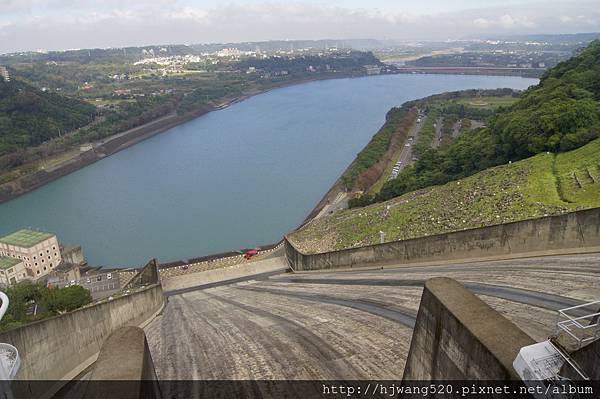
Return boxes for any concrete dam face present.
[4,209,600,398]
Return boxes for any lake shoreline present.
[0,72,366,204]
[0,73,538,267]
[0,69,541,205]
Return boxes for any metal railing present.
[557,300,600,348]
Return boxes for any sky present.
[1,0,599,53]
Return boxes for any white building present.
[0,66,9,82]
[0,257,27,286]
[0,229,62,279]
[364,65,382,75]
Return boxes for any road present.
[388,115,424,180]
[145,253,600,387]
[315,191,349,218]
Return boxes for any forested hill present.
[373,40,600,204]
[0,78,96,157]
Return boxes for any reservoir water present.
[0,74,537,267]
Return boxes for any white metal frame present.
[557,300,600,347]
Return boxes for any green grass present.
[413,109,439,157]
[0,229,54,248]
[554,138,600,206]
[0,257,21,270]
[453,96,519,109]
[289,138,600,254]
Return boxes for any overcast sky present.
[1,0,599,53]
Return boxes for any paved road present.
[389,116,424,180]
[145,253,600,385]
[316,191,349,218]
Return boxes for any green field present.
[289,138,600,254]
[453,95,519,109]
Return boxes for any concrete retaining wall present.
[0,284,164,382]
[84,326,162,399]
[560,338,600,380]
[161,257,287,293]
[286,207,600,271]
[403,277,535,380]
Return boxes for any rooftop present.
[0,229,54,248]
[0,256,22,270]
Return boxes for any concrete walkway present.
[145,253,600,384]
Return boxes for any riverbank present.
[0,73,538,267]
[0,72,366,204]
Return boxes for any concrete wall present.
[286,207,600,271]
[124,259,160,290]
[83,326,162,399]
[161,257,287,293]
[0,284,164,383]
[403,277,535,380]
[560,338,600,380]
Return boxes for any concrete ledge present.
[161,257,288,292]
[403,277,535,380]
[81,327,162,399]
[289,247,600,274]
[285,207,600,272]
[0,284,164,386]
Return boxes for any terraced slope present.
[289,138,600,254]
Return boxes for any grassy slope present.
[289,138,600,254]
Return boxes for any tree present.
[355,40,600,207]
[43,285,92,314]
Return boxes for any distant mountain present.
[474,32,600,45]
[0,39,395,64]
[0,77,96,157]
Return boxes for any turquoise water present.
[0,74,537,267]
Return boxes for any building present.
[61,244,86,266]
[0,66,9,82]
[49,262,81,284]
[0,229,62,279]
[364,65,382,75]
[0,257,27,286]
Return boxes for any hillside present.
[289,138,600,254]
[368,40,600,204]
[0,78,96,157]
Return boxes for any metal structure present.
[513,340,587,399]
[513,301,600,397]
[557,300,600,348]
[514,340,566,380]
